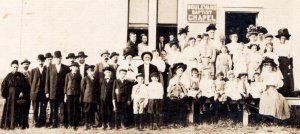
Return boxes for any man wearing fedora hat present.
[30,54,48,128]
[75,51,89,125]
[138,52,159,85]
[95,49,111,80]
[20,59,31,129]
[66,53,76,66]
[45,50,70,128]
[274,28,294,96]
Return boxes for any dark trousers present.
[278,57,294,97]
[18,100,30,128]
[32,93,47,126]
[168,99,187,125]
[100,99,113,127]
[50,99,64,126]
[67,95,79,127]
[115,101,128,127]
[84,103,97,126]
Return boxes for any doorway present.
[225,12,257,44]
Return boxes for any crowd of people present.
[0,24,294,131]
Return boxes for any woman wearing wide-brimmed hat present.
[273,28,294,97]
[1,60,28,130]
[166,63,189,127]
[245,25,258,48]
[259,58,290,120]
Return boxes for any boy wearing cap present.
[45,51,70,128]
[99,66,115,130]
[64,62,82,130]
[147,72,164,130]
[112,69,132,130]
[131,74,148,130]
[30,54,48,127]
[81,65,99,130]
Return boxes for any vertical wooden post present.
[243,109,249,127]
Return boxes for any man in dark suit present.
[76,51,89,125]
[30,54,48,128]
[45,51,70,128]
[109,52,120,80]
[95,50,110,79]
[138,52,159,85]
[125,32,138,57]
[20,59,31,129]
[99,66,115,130]
[112,69,132,130]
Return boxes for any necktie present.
[136,85,140,94]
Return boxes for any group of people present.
[0,24,294,131]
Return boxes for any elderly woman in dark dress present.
[1,60,28,130]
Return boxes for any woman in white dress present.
[247,44,263,81]
[259,58,290,120]
[167,63,189,126]
[232,43,248,76]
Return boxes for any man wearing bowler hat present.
[45,51,70,128]
[274,28,294,96]
[30,54,48,127]
[109,52,120,79]
[45,52,53,68]
[95,49,111,79]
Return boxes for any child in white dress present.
[216,45,232,77]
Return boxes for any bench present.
[242,97,300,126]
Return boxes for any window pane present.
[158,0,177,24]
[129,0,149,24]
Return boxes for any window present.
[157,0,177,24]
[128,0,149,43]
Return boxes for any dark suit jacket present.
[99,78,114,101]
[112,79,132,103]
[95,62,106,79]
[81,75,99,103]
[138,64,159,83]
[64,72,82,96]
[45,64,70,100]
[126,41,138,57]
[30,67,47,100]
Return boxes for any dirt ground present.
[0,121,299,134]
